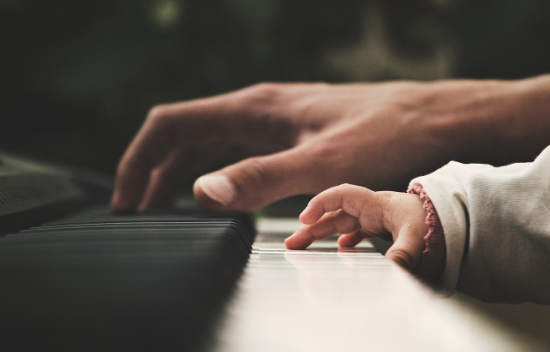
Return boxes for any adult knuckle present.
[247,82,283,99]
[229,83,288,128]
[147,105,165,120]
[144,105,178,144]
[240,83,289,110]
[147,104,172,126]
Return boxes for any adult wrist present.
[503,74,550,162]
[423,76,550,166]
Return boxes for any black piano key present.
[0,206,256,352]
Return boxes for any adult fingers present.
[285,210,360,250]
[193,142,326,212]
[111,84,303,213]
[111,108,177,212]
[136,148,205,210]
[110,91,256,212]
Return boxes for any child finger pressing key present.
[284,184,445,283]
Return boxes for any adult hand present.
[111,76,550,212]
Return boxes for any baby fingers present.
[299,184,380,225]
[338,231,367,248]
[285,210,361,250]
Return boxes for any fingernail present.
[196,175,237,206]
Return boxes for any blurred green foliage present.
[1,0,549,175]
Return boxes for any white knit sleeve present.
[410,145,550,303]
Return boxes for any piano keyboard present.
[0,206,255,352]
[0,211,543,352]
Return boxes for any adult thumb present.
[193,147,317,212]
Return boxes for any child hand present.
[284,184,429,272]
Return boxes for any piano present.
[0,151,548,352]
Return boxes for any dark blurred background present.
[2,0,550,175]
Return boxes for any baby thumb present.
[385,225,425,272]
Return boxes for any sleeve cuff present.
[407,185,446,284]
[409,163,470,295]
